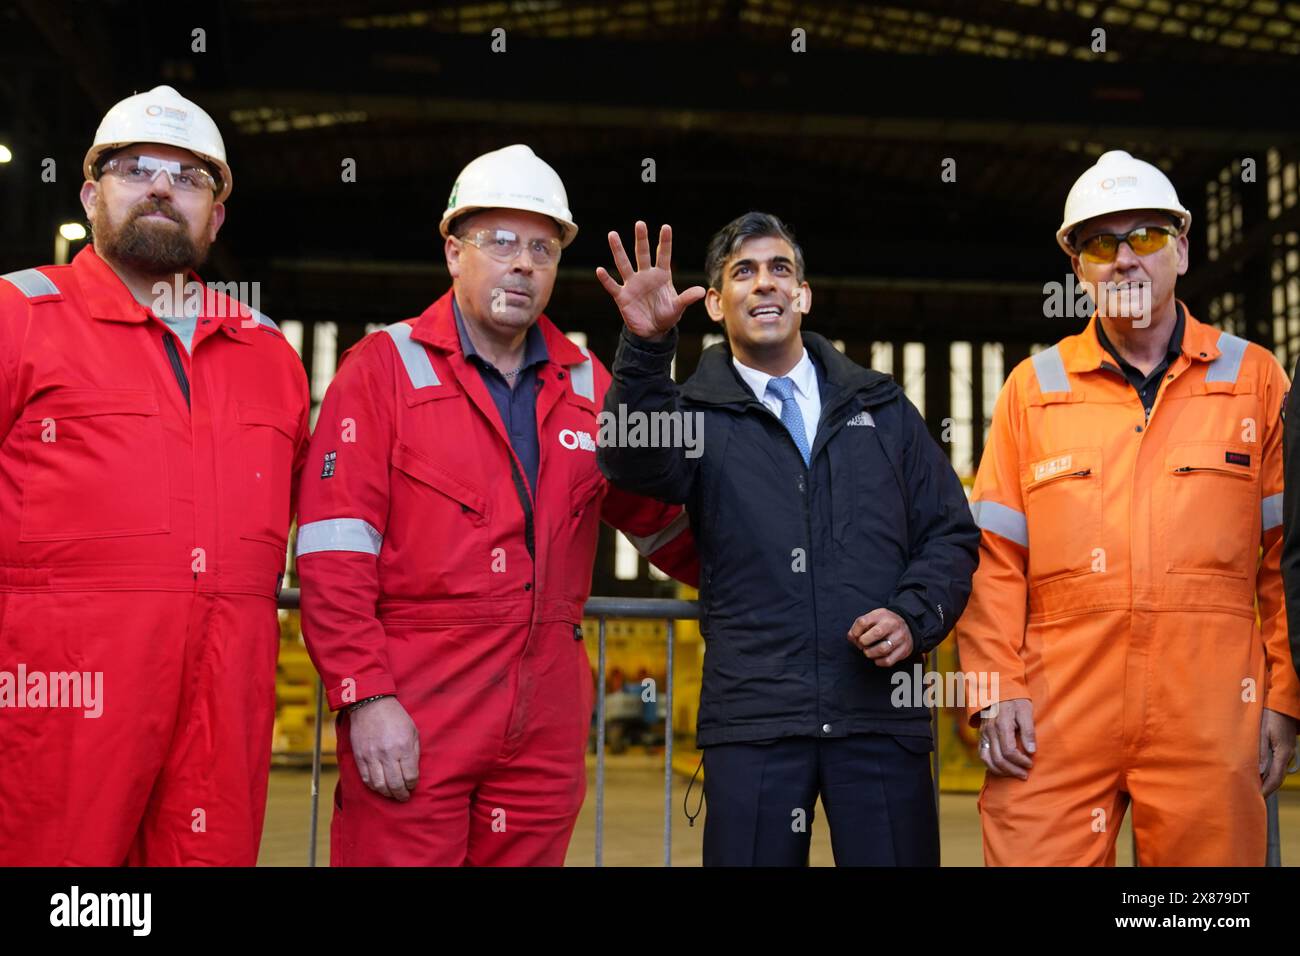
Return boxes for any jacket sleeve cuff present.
[326,674,398,712]
[1264,688,1300,722]
[887,591,942,652]
[616,325,679,368]
[963,679,1031,727]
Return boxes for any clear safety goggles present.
[456,228,562,267]
[99,155,219,195]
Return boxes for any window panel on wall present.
[949,342,974,476]
[614,532,639,581]
[311,321,338,404]
[870,342,893,374]
[903,342,925,416]
[279,319,304,358]
[982,342,1004,438]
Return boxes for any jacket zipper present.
[163,333,191,409]
[797,471,823,733]
[1031,467,1091,488]
[1172,465,1250,478]
[506,453,535,561]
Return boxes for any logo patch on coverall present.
[1032,454,1073,481]
[1225,451,1250,467]
[321,451,337,478]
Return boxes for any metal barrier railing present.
[277,588,1278,867]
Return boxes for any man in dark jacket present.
[594,212,980,865]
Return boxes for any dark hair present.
[704,211,806,291]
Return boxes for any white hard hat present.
[440,144,577,247]
[1056,149,1191,256]
[83,85,232,203]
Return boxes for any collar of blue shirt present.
[452,294,549,374]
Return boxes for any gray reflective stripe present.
[1,268,60,299]
[970,500,1029,548]
[570,346,595,401]
[624,510,690,557]
[1263,492,1283,532]
[1205,332,1248,384]
[249,306,278,331]
[296,518,383,556]
[1031,345,1070,394]
[382,322,440,389]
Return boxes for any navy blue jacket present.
[598,327,980,747]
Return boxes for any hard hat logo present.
[145,104,189,123]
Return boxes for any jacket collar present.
[414,287,589,369]
[1062,301,1222,374]
[682,331,899,408]
[70,246,262,346]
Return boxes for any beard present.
[93,192,213,274]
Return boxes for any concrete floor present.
[257,752,1300,866]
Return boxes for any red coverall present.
[297,288,697,866]
[0,248,310,865]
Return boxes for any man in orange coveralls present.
[0,86,310,865]
[956,150,1299,866]
[296,145,697,866]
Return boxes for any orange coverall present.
[956,305,1300,866]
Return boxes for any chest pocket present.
[1023,447,1102,584]
[391,441,490,527]
[237,402,299,548]
[19,388,169,542]
[1163,442,1256,579]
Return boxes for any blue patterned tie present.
[766,376,811,467]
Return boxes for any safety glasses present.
[455,228,562,267]
[99,155,219,195]
[1076,225,1177,264]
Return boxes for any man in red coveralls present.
[297,144,697,866]
[0,86,310,865]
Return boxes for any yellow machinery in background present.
[272,609,336,766]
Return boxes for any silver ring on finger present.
[979,739,990,750]
[884,638,893,651]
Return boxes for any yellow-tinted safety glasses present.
[1076,225,1177,264]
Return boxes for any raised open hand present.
[595,221,706,340]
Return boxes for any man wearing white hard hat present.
[296,144,698,865]
[956,150,1298,865]
[0,86,310,865]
